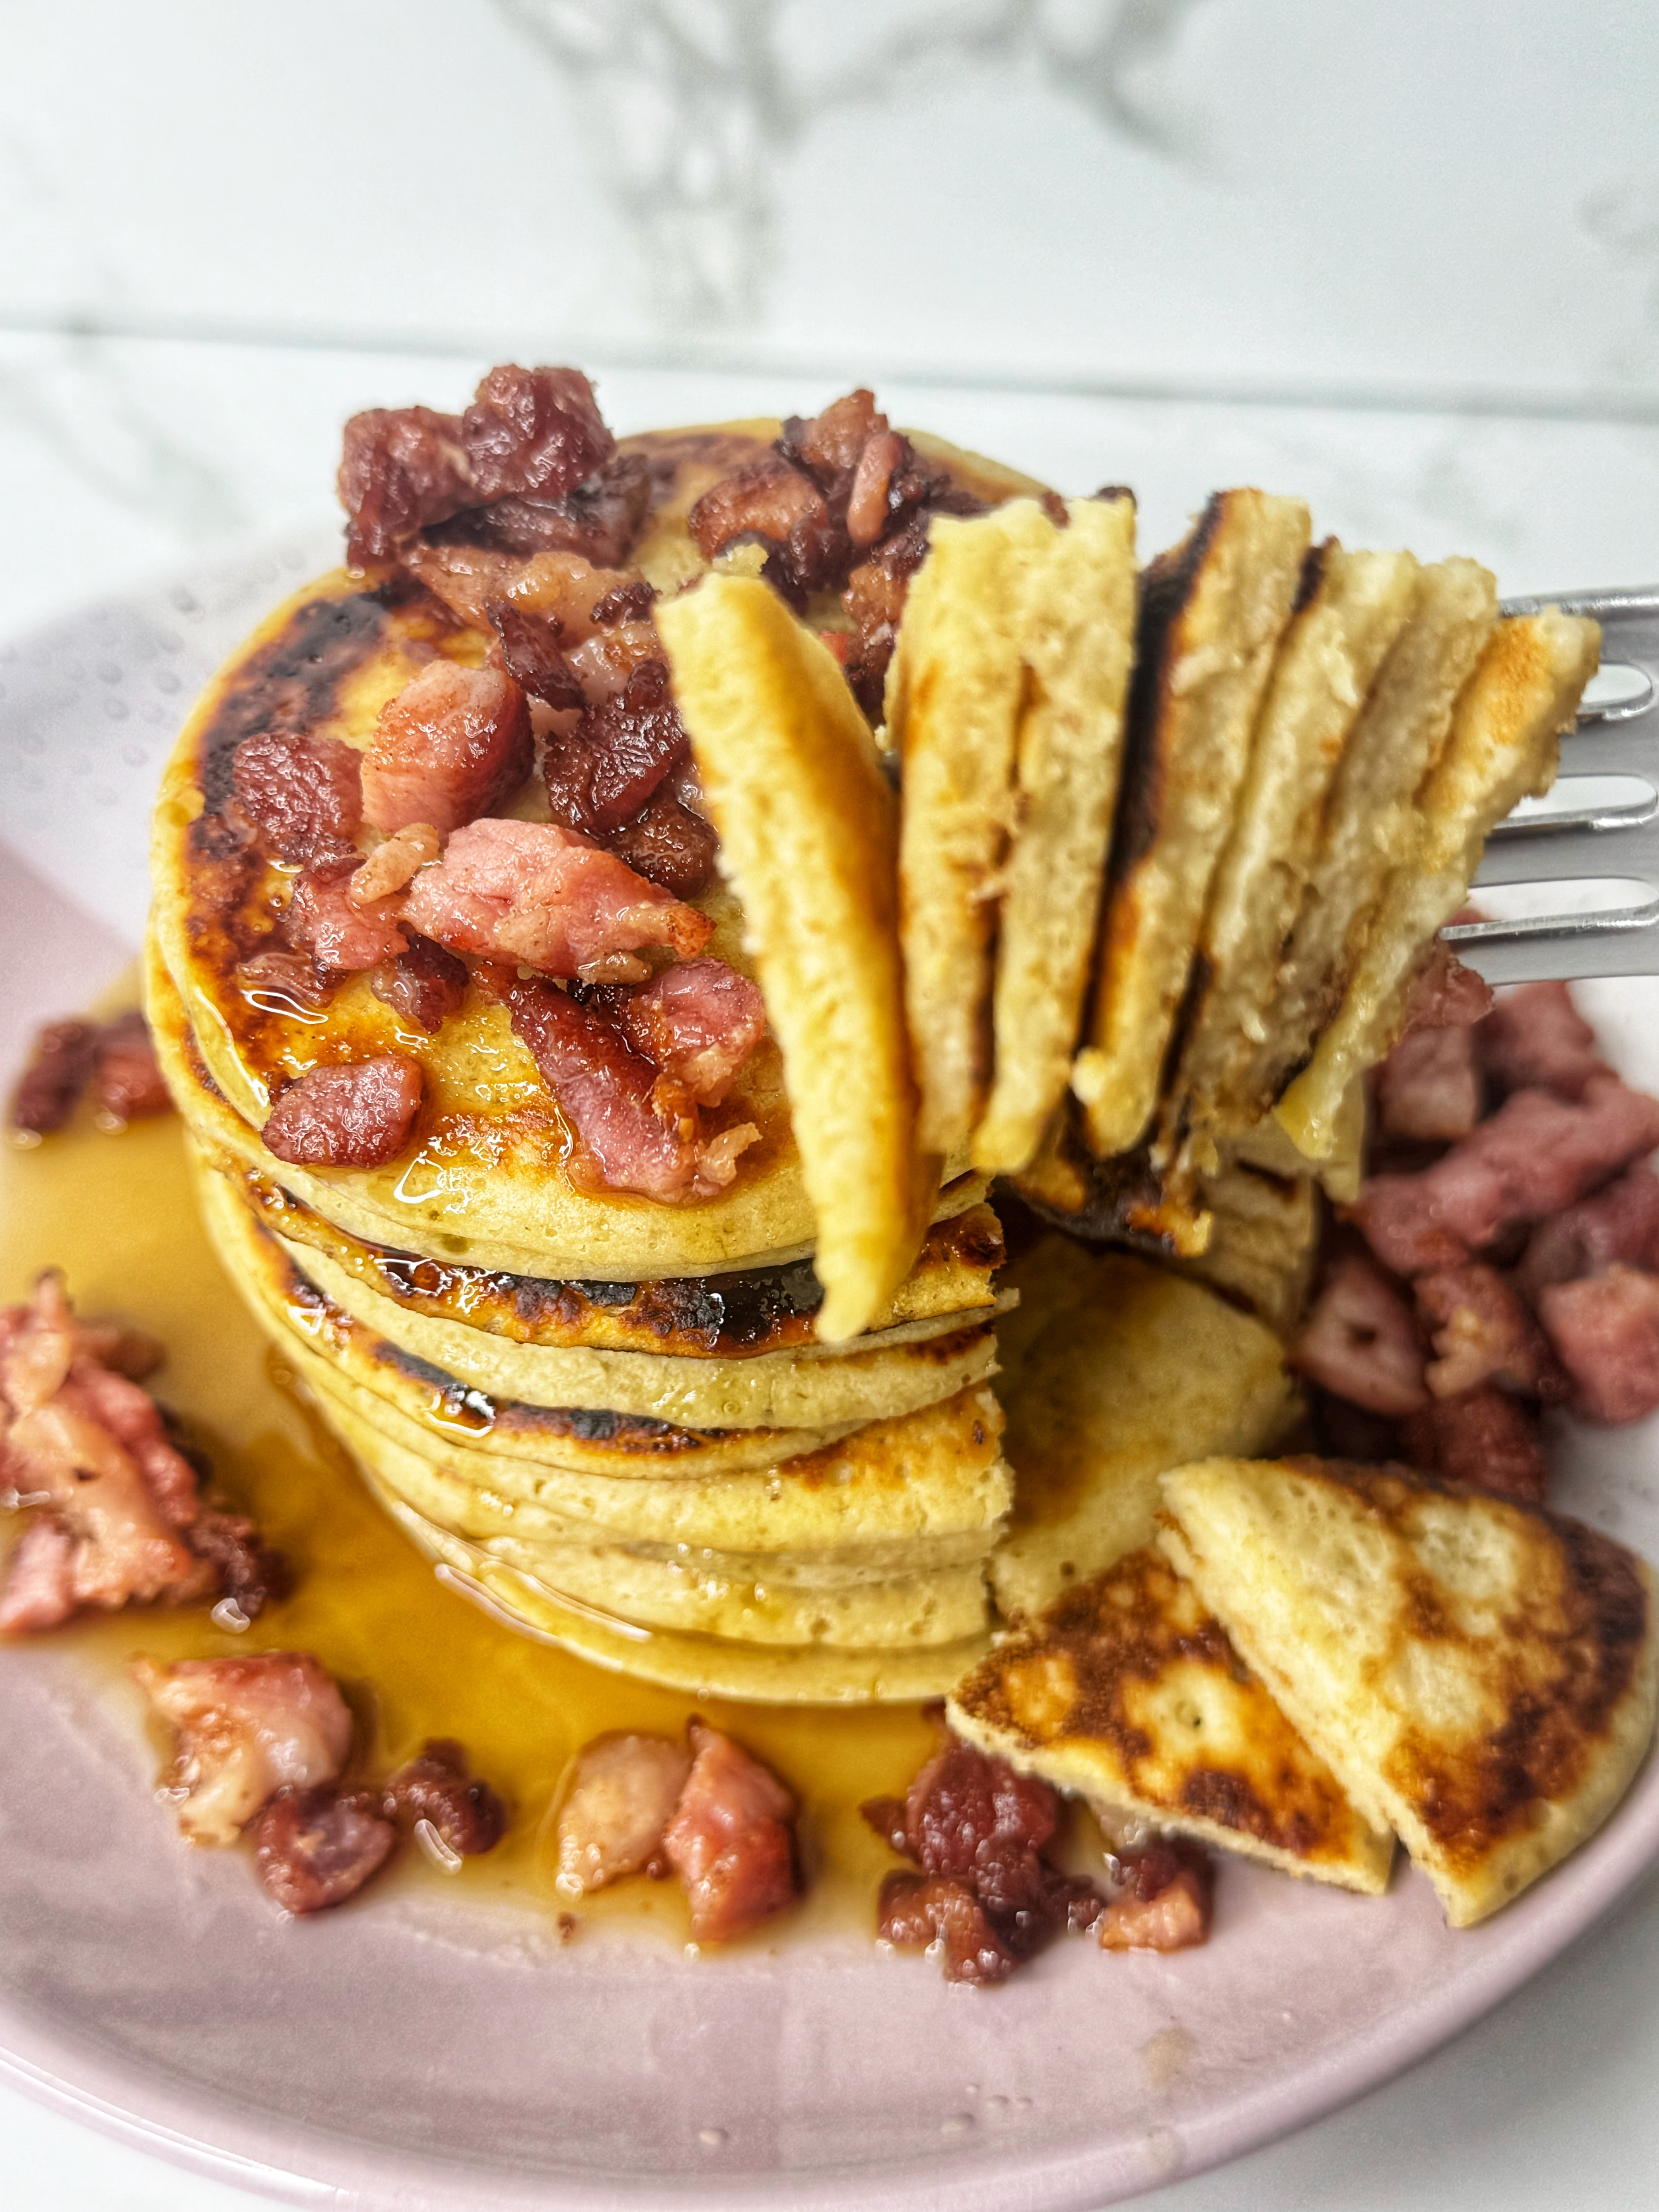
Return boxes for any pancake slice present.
[948,1547,1394,1892]
[658,575,927,1341]
[1275,606,1601,1156]
[1158,1456,1659,1926]
[1071,489,1310,1161]
[988,1235,1298,1621]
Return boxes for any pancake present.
[989,1235,1298,1621]
[1180,1161,1319,1334]
[1158,1457,1659,1926]
[948,1547,1395,1892]
[1275,606,1602,1156]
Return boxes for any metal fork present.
[1446,586,1659,985]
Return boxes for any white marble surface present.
[4,4,1659,2205]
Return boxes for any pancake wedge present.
[1275,607,1601,1156]
[1182,1161,1319,1334]
[658,575,927,1342]
[1071,489,1310,1160]
[948,1547,1394,1892]
[989,1236,1298,1620]
[1158,1456,1659,1926]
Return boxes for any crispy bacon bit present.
[1518,1163,1659,1297]
[405,817,712,977]
[261,1055,424,1170]
[842,514,933,720]
[283,863,409,973]
[555,1731,693,1894]
[231,727,364,865]
[0,1520,80,1635]
[507,979,757,1202]
[590,577,657,627]
[185,1510,292,1621]
[608,783,720,900]
[89,1011,170,1127]
[1401,1386,1548,1501]
[1292,1252,1428,1416]
[660,1720,799,1942]
[404,540,642,638]
[235,948,337,1017]
[778,389,887,496]
[613,960,766,1106]
[383,1738,507,1858]
[1477,981,1609,1101]
[438,453,653,571]
[564,618,665,708]
[543,659,689,837]
[249,1785,397,1914]
[877,1871,1024,1985]
[361,661,532,837]
[1413,1263,1566,1403]
[846,429,908,548]
[1397,942,1495,1037]
[9,1019,96,1136]
[369,933,469,1036]
[460,366,614,504]
[687,453,834,587]
[339,404,476,566]
[488,601,586,711]
[1350,1078,1659,1277]
[132,1651,353,1846]
[1376,1025,1483,1144]
[1537,1265,1659,1426]
[350,823,440,905]
[1097,1842,1213,1953]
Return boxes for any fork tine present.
[1473,819,1659,888]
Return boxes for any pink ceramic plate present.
[3,551,1658,2212]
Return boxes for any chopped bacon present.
[405,817,712,978]
[250,1785,397,1913]
[1097,1843,1213,1953]
[132,1650,353,1846]
[1518,1162,1659,1297]
[283,863,409,973]
[1413,1263,1567,1403]
[369,933,469,1036]
[688,453,831,572]
[846,429,909,548]
[608,783,720,900]
[338,404,476,565]
[350,823,440,905]
[613,960,766,1106]
[590,578,658,627]
[0,1518,79,1634]
[842,514,933,720]
[1396,942,1494,1037]
[383,1738,507,1858]
[1477,981,1609,1101]
[261,1055,424,1170]
[460,365,615,504]
[9,1019,96,1136]
[185,1509,292,1620]
[1401,1386,1548,1501]
[439,453,653,571]
[555,1730,693,1894]
[236,948,337,1017]
[877,1872,1024,1985]
[1375,1025,1483,1144]
[403,541,641,638]
[543,659,689,837]
[1291,1252,1428,1416]
[778,390,888,498]
[1350,1077,1659,1277]
[660,1719,799,1942]
[507,979,758,1202]
[565,619,666,706]
[1537,1265,1659,1426]
[89,1011,171,1126]
[488,601,586,711]
[231,727,364,866]
[361,661,533,837]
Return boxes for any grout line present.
[2,309,1659,429]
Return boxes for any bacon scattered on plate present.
[1292,1251,1428,1417]
[661,1720,800,1943]
[9,1009,173,1139]
[134,1651,355,1848]
[556,1731,693,1894]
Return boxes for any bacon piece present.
[613,959,766,1106]
[660,1719,799,1942]
[607,784,720,900]
[350,823,440,905]
[1350,1077,1659,1277]
[687,455,848,603]
[1396,942,1494,1037]
[405,818,712,977]
[1401,1386,1548,1501]
[1292,1252,1428,1416]
[261,1056,424,1170]
[565,619,665,706]
[488,601,586,711]
[283,863,409,973]
[369,933,469,1036]
[842,514,932,720]
[339,404,476,565]
[543,659,689,837]
[439,453,652,571]
[1518,1162,1659,1298]
[383,1737,507,1859]
[185,1510,292,1621]
[89,1011,171,1126]
[1537,1265,1659,1425]
[555,1731,692,1894]
[1413,1263,1566,1403]
[235,948,337,1017]
[1098,1843,1213,1953]
[231,727,364,865]
[132,1650,353,1846]
[877,1871,1023,1985]
[461,366,615,503]
[1375,1025,1482,1144]
[9,1019,96,1136]
[249,1785,396,1913]
[507,979,757,1202]
[0,1518,79,1634]
[1477,981,1609,1101]
[362,661,532,837]
[778,390,887,498]
[403,540,640,638]
[590,578,658,627]
[846,430,909,548]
